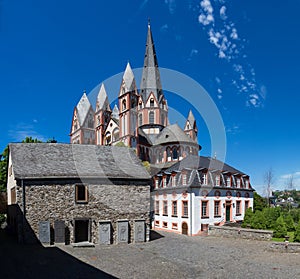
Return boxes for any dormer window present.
[155,179,159,189]
[203,173,208,185]
[237,178,241,188]
[245,179,249,189]
[215,175,220,186]
[226,177,231,187]
[122,99,126,111]
[149,111,154,124]
[182,173,187,185]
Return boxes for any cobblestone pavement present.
[57,231,300,279]
[1,229,300,279]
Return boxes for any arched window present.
[88,115,93,128]
[139,101,143,110]
[150,98,154,107]
[122,99,126,111]
[139,113,143,126]
[149,111,154,124]
[172,147,178,160]
[105,132,111,145]
[161,114,165,126]
[166,147,171,161]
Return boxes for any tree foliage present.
[0,146,8,192]
[284,213,295,232]
[262,207,281,229]
[273,215,287,238]
[253,192,267,212]
[294,222,300,242]
[251,210,267,229]
[241,208,254,228]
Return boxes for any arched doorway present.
[182,222,188,235]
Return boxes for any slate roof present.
[96,84,111,112]
[153,124,198,146]
[120,62,137,94]
[9,143,151,180]
[166,155,247,175]
[76,93,93,125]
[140,24,164,103]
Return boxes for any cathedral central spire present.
[140,22,163,103]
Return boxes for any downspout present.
[21,179,26,243]
[189,188,192,236]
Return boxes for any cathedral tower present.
[70,91,95,144]
[184,110,198,141]
[139,22,168,135]
[118,62,138,146]
[95,84,112,145]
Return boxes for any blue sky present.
[1,0,300,193]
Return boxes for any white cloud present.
[165,0,177,15]
[8,123,47,142]
[198,0,214,25]
[160,24,169,33]
[220,6,227,20]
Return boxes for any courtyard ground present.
[1,229,299,278]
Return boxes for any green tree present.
[0,146,8,192]
[263,207,281,229]
[115,141,126,147]
[294,222,300,242]
[290,208,300,223]
[251,210,267,229]
[242,208,254,228]
[22,136,42,143]
[284,213,295,232]
[273,215,287,238]
[253,192,267,212]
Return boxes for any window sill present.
[171,215,178,217]
[214,215,221,218]
[155,213,160,215]
[181,216,189,218]
[75,201,88,204]
[163,214,168,216]
[236,213,242,216]
[201,216,209,219]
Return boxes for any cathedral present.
[70,23,200,168]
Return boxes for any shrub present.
[242,208,254,228]
[273,215,287,238]
[284,213,295,232]
[294,223,300,242]
[251,210,267,229]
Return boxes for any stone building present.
[152,155,254,236]
[69,23,200,166]
[7,143,151,244]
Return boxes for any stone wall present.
[269,242,300,253]
[208,225,273,241]
[14,181,150,244]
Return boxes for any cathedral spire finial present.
[148,18,151,28]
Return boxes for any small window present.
[237,178,241,188]
[171,176,176,187]
[139,101,142,109]
[201,201,208,218]
[245,179,250,189]
[203,173,208,185]
[155,200,160,215]
[172,201,177,217]
[182,174,187,185]
[139,113,143,126]
[149,111,154,124]
[150,98,154,107]
[172,223,178,230]
[155,179,159,189]
[182,201,188,217]
[226,177,231,187]
[162,221,168,228]
[162,177,167,188]
[155,220,160,226]
[75,185,88,203]
[215,175,220,186]
[163,200,168,216]
[236,200,241,215]
[122,99,126,111]
[214,200,220,217]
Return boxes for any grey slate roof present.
[76,93,94,125]
[153,124,198,146]
[96,84,111,112]
[166,155,247,175]
[120,62,137,95]
[140,24,164,103]
[9,143,151,180]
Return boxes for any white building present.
[152,156,254,236]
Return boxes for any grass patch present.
[272,231,294,242]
